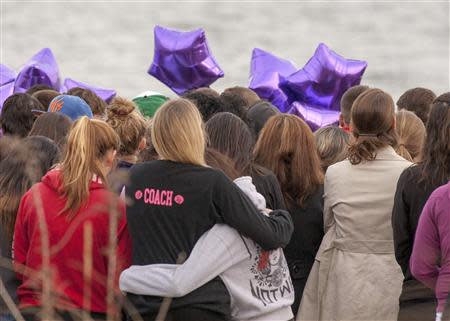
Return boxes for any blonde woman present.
[124,99,293,321]
[395,110,426,162]
[13,117,131,320]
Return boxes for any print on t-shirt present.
[250,245,293,306]
[134,188,184,207]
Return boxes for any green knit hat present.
[132,91,169,118]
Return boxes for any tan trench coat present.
[297,147,411,321]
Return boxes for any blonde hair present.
[395,110,426,162]
[314,126,350,172]
[106,97,147,156]
[60,117,120,215]
[151,99,206,166]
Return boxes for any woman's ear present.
[392,115,397,130]
[105,149,117,168]
[138,137,147,151]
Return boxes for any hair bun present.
[108,97,136,118]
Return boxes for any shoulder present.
[398,164,422,182]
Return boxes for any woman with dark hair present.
[0,94,43,137]
[0,136,60,320]
[253,114,324,314]
[29,112,72,151]
[206,112,285,210]
[393,92,450,321]
[298,88,411,321]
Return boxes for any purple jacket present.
[410,181,450,312]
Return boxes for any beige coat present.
[297,147,411,321]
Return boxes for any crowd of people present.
[0,82,449,321]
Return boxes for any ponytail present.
[347,88,397,165]
[60,117,119,216]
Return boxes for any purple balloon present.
[281,43,368,112]
[0,82,15,113]
[148,25,224,95]
[0,64,16,86]
[287,101,340,132]
[249,48,296,113]
[14,48,61,93]
[62,78,116,103]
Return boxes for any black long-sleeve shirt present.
[125,160,293,317]
[392,165,444,282]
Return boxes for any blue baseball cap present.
[47,95,93,121]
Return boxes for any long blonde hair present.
[395,110,425,162]
[60,117,119,215]
[151,99,206,166]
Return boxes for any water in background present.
[1,1,449,101]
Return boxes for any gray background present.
[1,1,449,101]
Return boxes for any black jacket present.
[392,165,445,281]
[283,185,324,313]
[125,160,293,317]
[0,226,19,313]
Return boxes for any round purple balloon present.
[281,43,368,112]
[148,25,224,95]
[249,48,296,113]
[14,48,61,93]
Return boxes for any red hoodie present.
[13,169,131,313]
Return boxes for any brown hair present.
[395,110,425,162]
[223,86,260,108]
[314,126,350,172]
[0,136,59,241]
[106,97,147,156]
[348,88,397,165]
[138,119,159,162]
[254,114,324,208]
[419,92,450,187]
[60,117,119,215]
[205,112,254,175]
[152,99,206,166]
[66,87,107,117]
[29,112,72,151]
[340,85,369,126]
[32,89,60,110]
[397,87,436,124]
[0,93,42,137]
[205,148,239,180]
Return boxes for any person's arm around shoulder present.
[212,171,293,250]
[119,225,248,297]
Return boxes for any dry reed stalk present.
[0,279,25,321]
[82,222,93,320]
[31,186,54,321]
[154,252,187,321]
[106,196,119,321]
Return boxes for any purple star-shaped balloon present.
[0,64,16,111]
[148,25,224,95]
[280,43,367,130]
[281,43,367,111]
[1,64,16,86]
[62,78,116,103]
[249,48,296,113]
[287,102,341,132]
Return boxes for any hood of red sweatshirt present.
[41,169,106,193]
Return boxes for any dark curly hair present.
[0,93,43,137]
[220,91,248,122]
[66,87,107,117]
[348,88,397,165]
[183,90,224,121]
[419,92,450,187]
